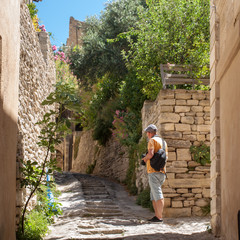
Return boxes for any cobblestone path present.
[44,172,218,240]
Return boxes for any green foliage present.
[123,0,210,99]
[27,3,38,19]
[74,136,81,159]
[201,202,211,216]
[92,118,113,146]
[136,188,153,211]
[17,210,49,240]
[124,138,147,194]
[16,185,62,240]
[35,185,62,222]
[86,160,97,174]
[190,142,210,165]
[68,0,146,87]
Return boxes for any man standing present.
[142,124,168,222]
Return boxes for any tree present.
[123,0,210,99]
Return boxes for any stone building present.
[0,1,21,238]
[66,17,86,47]
[0,0,56,238]
[210,0,240,239]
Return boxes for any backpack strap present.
[152,135,166,151]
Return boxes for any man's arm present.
[142,148,154,162]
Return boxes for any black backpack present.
[150,137,167,171]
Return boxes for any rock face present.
[16,2,56,225]
[138,89,210,217]
[71,131,129,183]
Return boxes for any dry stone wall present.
[138,89,210,217]
[71,131,129,182]
[16,2,56,224]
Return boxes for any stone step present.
[78,229,124,235]
[85,208,122,214]
[82,212,123,217]
[83,191,109,195]
[84,195,111,200]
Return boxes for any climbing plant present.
[18,81,82,236]
[190,142,210,166]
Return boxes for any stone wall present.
[71,131,129,182]
[138,89,210,217]
[66,17,86,47]
[16,2,56,225]
[0,0,21,238]
[210,0,240,239]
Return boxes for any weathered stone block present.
[204,106,210,112]
[176,100,186,105]
[161,131,182,139]
[195,166,210,172]
[191,106,204,112]
[181,116,194,124]
[183,134,197,141]
[182,193,194,198]
[175,124,191,132]
[176,173,192,179]
[167,167,188,173]
[192,188,202,193]
[159,90,175,99]
[192,93,206,100]
[160,123,175,131]
[192,206,203,216]
[162,187,176,193]
[175,106,191,113]
[160,106,174,112]
[172,201,183,208]
[172,161,188,168]
[197,134,206,141]
[167,152,176,161]
[197,125,210,132]
[175,93,192,100]
[195,117,204,124]
[192,174,205,179]
[184,200,195,207]
[167,139,191,149]
[163,207,191,217]
[199,100,210,106]
[159,113,180,123]
[202,188,210,198]
[164,198,171,207]
[167,178,210,188]
[196,112,204,117]
[195,194,203,198]
[177,148,192,161]
[161,99,176,106]
[187,100,199,105]
[195,199,209,207]
[167,173,175,179]
[177,189,188,193]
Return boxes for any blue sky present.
[36,0,108,47]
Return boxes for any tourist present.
[142,124,168,222]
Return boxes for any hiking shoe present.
[148,216,163,223]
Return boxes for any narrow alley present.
[44,172,217,240]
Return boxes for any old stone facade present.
[66,17,86,47]
[138,89,211,217]
[0,0,21,238]
[71,131,129,183]
[210,1,240,239]
[16,2,56,225]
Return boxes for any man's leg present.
[152,198,164,219]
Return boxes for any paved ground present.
[44,172,218,240]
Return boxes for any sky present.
[36,0,108,47]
